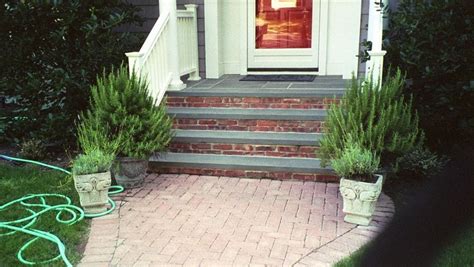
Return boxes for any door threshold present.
[247,71,319,75]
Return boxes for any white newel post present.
[365,0,386,87]
[185,4,201,81]
[160,0,186,90]
[125,52,143,77]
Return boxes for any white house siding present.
[124,0,374,79]
[325,0,362,78]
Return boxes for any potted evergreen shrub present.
[80,66,174,188]
[332,141,382,225]
[72,150,115,214]
[320,69,424,173]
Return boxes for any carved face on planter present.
[339,175,383,225]
[74,171,111,214]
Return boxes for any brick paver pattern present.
[80,174,394,266]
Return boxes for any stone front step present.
[169,130,321,158]
[169,108,327,133]
[166,89,343,109]
[149,153,337,181]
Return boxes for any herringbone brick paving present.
[80,174,394,266]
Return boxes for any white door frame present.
[204,0,329,77]
[239,0,328,75]
[247,0,320,69]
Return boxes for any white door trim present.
[318,0,329,75]
[205,0,329,77]
[247,0,321,69]
[239,0,248,75]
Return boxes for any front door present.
[248,0,319,70]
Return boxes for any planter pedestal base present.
[83,205,107,214]
[344,214,372,226]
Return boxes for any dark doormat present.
[240,75,316,82]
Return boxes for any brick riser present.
[151,166,338,182]
[169,142,319,158]
[173,119,325,133]
[167,96,340,109]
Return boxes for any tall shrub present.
[79,66,174,159]
[320,70,423,167]
[385,0,474,151]
[0,0,143,148]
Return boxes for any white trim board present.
[204,0,362,79]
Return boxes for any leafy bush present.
[0,0,143,149]
[394,147,448,179]
[385,0,474,151]
[72,150,114,176]
[331,141,380,182]
[18,139,47,160]
[79,66,174,159]
[320,69,424,167]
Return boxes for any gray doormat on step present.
[240,75,316,82]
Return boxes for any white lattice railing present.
[126,4,200,105]
[177,5,200,80]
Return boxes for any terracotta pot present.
[114,157,148,188]
[73,171,111,214]
[339,174,383,226]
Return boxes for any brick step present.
[169,142,319,158]
[170,130,321,158]
[149,153,337,182]
[169,108,327,133]
[166,88,343,109]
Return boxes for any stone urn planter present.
[114,157,148,188]
[73,171,111,214]
[339,174,383,226]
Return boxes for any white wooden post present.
[160,0,186,90]
[185,4,201,81]
[365,0,387,86]
[125,52,143,77]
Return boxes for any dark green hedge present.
[385,0,474,152]
[0,0,143,149]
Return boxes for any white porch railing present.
[365,0,387,85]
[177,5,201,81]
[126,11,171,104]
[126,3,200,105]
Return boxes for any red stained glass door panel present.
[255,0,313,49]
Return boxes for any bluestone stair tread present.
[151,153,333,174]
[174,130,322,145]
[167,88,345,97]
[168,107,327,120]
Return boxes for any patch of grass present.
[434,223,474,267]
[333,246,366,267]
[0,162,89,266]
[333,224,474,267]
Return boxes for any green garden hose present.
[0,154,124,266]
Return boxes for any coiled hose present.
[0,154,124,266]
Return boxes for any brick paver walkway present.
[80,174,394,266]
